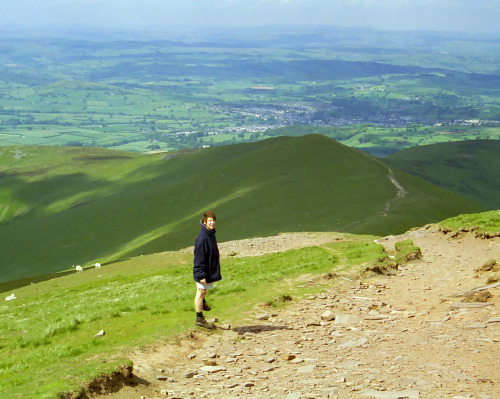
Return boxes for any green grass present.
[394,239,422,265]
[385,140,500,209]
[0,135,482,283]
[439,210,500,235]
[325,239,399,275]
[324,240,388,266]
[0,236,373,399]
[0,33,499,153]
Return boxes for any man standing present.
[193,210,222,329]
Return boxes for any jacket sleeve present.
[193,237,206,282]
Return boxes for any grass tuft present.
[394,239,422,265]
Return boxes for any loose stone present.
[200,365,226,374]
[297,364,316,374]
[321,310,335,321]
[334,314,361,325]
[360,388,420,398]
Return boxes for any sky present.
[0,0,499,35]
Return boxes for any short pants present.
[196,281,214,289]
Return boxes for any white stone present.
[338,338,368,349]
[321,310,335,321]
[200,365,226,374]
[361,389,419,399]
[297,364,316,373]
[466,323,488,329]
[334,314,361,325]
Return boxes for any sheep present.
[5,293,17,301]
[75,265,83,273]
[94,262,101,269]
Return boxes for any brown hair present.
[201,210,216,223]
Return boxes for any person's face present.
[204,217,216,230]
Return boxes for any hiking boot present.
[195,316,215,329]
[203,301,211,311]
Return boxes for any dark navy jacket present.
[193,221,222,284]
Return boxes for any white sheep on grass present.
[94,262,101,268]
[75,265,83,273]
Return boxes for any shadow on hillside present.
[233,325,290,334]
[0,270,75,293]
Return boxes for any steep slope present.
[385,139,500,210]
[0,135,481,282]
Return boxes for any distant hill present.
[385,140,500,210]
[0,135,481,283]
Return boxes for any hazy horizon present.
[0,0,499,37]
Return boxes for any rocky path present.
[99,228,500,399]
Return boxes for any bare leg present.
[195,288,207,313]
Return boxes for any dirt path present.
[381,168,406,217]
[95,228,500,399]
[387,168,406,199]
[359,152,406,217]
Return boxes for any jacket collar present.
[200,220,216,234]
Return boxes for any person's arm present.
[193,239,206,282]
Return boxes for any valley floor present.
[93,228,500,399]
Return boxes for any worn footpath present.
[100,228,500,399]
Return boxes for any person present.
[193,210,222,329]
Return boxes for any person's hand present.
[200,278,206,284]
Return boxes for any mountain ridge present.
[0,135,482,283]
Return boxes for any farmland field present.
[0,26,499,154]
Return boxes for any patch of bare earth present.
[86,229,499,399]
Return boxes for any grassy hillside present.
[439,210,500,235]
[0,232,383,398]
[0,135,482,283]
[385,139,500,209]
[1,210,497,399]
